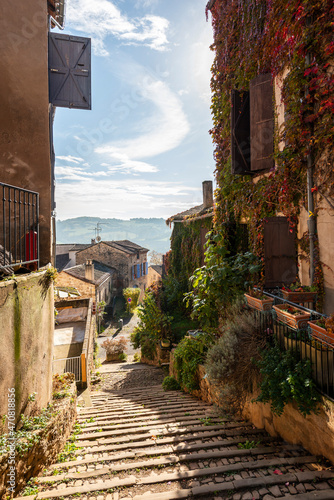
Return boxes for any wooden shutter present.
[231,90,251,174]
[250,74,274,172]
[264,217,297,287]
[137,264,140,278]
[49,33,91,110]
[146,262,148,275]
[131,266,134,280]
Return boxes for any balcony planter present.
[281,290,317,304]
[160,339,171,349]
[244,293,274,312]
[308,321,334,347]
[273,304,310,330]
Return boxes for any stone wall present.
[141,345,170,367]
[0,382,77,498]
[56,272,95,300]
[0,270,54,424]
[76,243,129,285]
[169,351,334,464]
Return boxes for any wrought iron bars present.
[0,182,39,272]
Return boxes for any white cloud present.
[55,176,200,220]
[96,77,190,162]
[66,0,169,56]
[56,155,84,164]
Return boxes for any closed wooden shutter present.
[146,262,148,275]
[264,217,297,287]
[231,90,251,174]
[49,33,91,110]
[250,74,274,172]
[137,264,140,278]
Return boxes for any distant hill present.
[56,217,172,254]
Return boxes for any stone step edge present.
[75,426,268,449]
[38,454,318,483]
[80,414,231,431]
[53,438,281,469]
[78,421,252,441]
[78,402,211,417]
[15,466,334,499]
[77,409,221,423]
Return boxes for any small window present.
[137,251,140,259]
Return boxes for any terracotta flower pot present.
[244,293,274,312]
[282,290,317,304]
[273,304,310,330]
[308,321,334,347]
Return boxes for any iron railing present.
[52,356,82,382]
[251,291,334,400]
[0,182,39,272]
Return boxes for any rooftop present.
[63,261,116,286]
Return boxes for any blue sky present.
[54,0,214,221]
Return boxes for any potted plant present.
[308,314,334,347]
[244,288,274,312]
[281,281,317,304]
[102,337,128,362]
[273,303,310,330]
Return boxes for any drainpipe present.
[305,18,316,285]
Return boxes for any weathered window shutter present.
[48,33,91,110]
[264,217,297,287]
[250,74,274,172]
[146,262,148,275]
[137,264,140,278]
[131,266,134,280]
[231,90,251,174]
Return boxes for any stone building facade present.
[56,261,115,305]
[76,240,149,299]
[148,265,163,288]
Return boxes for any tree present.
[149,250,163,265]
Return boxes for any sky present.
[54,0,215,221]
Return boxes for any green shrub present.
[131,292,172,360]
[123,288,140,314]
[173,332,215,391]
[162,376,181,391]
[204,304,267,414]
[118,352,127,362]
[255,342,320,417]
[185,232,261,329]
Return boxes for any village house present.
[56,260,116,306]
[147,264,163,288]
[75,240,149,299]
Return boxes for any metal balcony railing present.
[251,290,333,401]
[0,182,39,273]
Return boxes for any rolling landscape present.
[56,217,172,254]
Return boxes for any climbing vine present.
[167,218,212,289]
[206,0,334,298]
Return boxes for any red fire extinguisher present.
[25,230,37,261]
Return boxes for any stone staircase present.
[16,385,334,500]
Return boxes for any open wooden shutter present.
[231,90,251,174]
[49,33,91,110]
[250,74,274,172]
[264,217,297,287]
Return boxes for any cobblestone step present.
[15,382,334,500]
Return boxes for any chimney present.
[85,260,94,281]
[202,180,213,208]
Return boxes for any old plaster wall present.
[298,205,334,315]
[0,271,54,423]
[0,0,52,266]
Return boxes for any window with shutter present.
[264,217,297,287]
[137,264,140,278]
[49,33,91,110]
[146,262,148,275]
[250,74,274,172]
[231,90,251,174]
